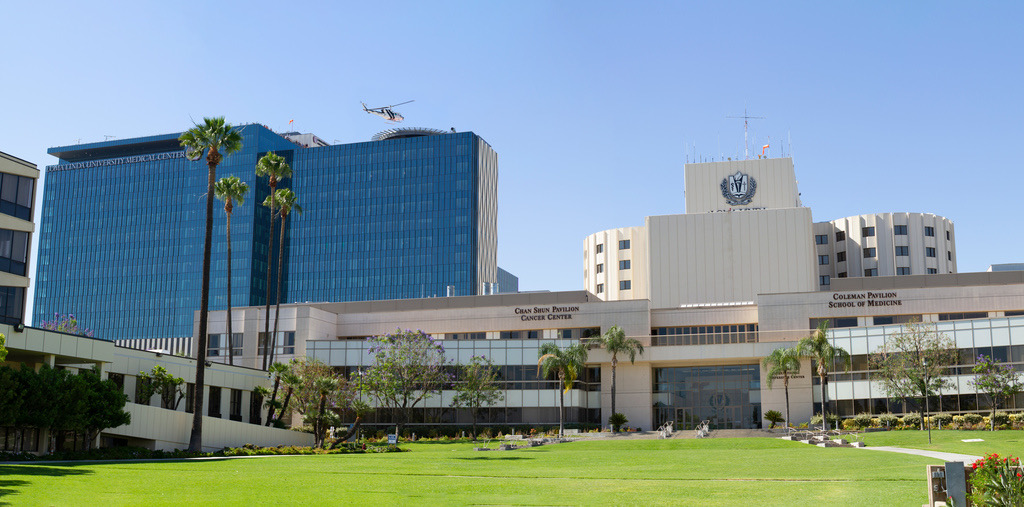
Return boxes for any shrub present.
[810,413,838,427]
[901,412,922,428]
[609,413,629,432]
[763,410,784,429]
[931,413,952,427]
[879,413,899,427]
[853,412,873,430]
[965,413,984,425]
[841,418,858,431]
[952,415,966,429]
[992,412,1011,427]
[968,453,1024,506]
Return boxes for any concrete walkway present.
[858,445,982,463]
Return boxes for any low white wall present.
[109,404,314,451]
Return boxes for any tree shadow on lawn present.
[0,465,93,505]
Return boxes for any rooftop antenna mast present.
[726,109,765,160]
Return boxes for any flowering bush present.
[969,453,1024,506]
[39,313,94,337]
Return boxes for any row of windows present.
[651,324,758,346]
[823,226,951,243]
[809,312,1017,330]
[818,247,948,263]
[593,240,631,255]
[596,281,631,293]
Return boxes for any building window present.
[895,246,909,256]
[0,286,24,325]
[894,225,908,235]
[618,239,630,250]
[948,251,952,260]
[926,247,936,258]
[229,389,243,421]
[596,263,603,274]
[818,255,829,265]
[835,231,846,242]
[0,230,29,277]
[819,275,830,286]
[208,333,243,357]
[596,244,603,254]
[925,226,935,237]
[864,268,878,277]
[249,389,263,425]
[946,231,951,240]
[928,268,937,274]
[208,386,222,418]
[619,260,630,270]
[815,234,828,245]
[185,383,195,413]
[862,227,875,237]
[863,247,876,258]
[527,330,539,339]
[0,173,34,221]
[619,280,631,290]
[897,267,911,275]
[258,331,296,356]
[596,283,604,294]
[837,272,847,278]
[836,251,846,262]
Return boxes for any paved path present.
[858,445,982,463]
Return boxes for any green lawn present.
[857,429,1024,458]
[0,437,971,506]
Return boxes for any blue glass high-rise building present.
[35,125,502,340]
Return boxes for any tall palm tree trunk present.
[558,374,565,436]
[610,355,618,418]
[270,211,286,366]
[189,152,218,452]
[783,375,790,430]
[225,209,234,366]
[261,187,276,370]
[820,374,828,431]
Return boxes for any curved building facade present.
[813,213,956,288]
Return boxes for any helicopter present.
[361,100,414,122]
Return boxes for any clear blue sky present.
[4,2,1023,322]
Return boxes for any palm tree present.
[264,361,289,426]
[591,325,644,421]
[214,176,249,366]
[178,117,243,452]
[761,346,801,430]
[538,342,589,436]
[263,188,302,367]
[254,152,292,370]
[797,321,851,431]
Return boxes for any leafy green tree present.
[214,175,249,366]
[254,152,292,370]
[451,355,505,439]
[870,319,957,442]
[538,342,589,436]
[0,332,7,362]
[761,346,801,430]
[0,365,22,427]
[972,354,1023,430]
[797,321,851,431]
[590,325,643,420]
[77,368,131,451]
[263,188,302,367]
[137,365,186,410]
[360,329,451,435]
[289,358,355,447]
[273,367,301,427]
[179,116,243,453]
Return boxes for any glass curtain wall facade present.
[288,132,497,302]
[36,126,497,340]
[652,365,762,430]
